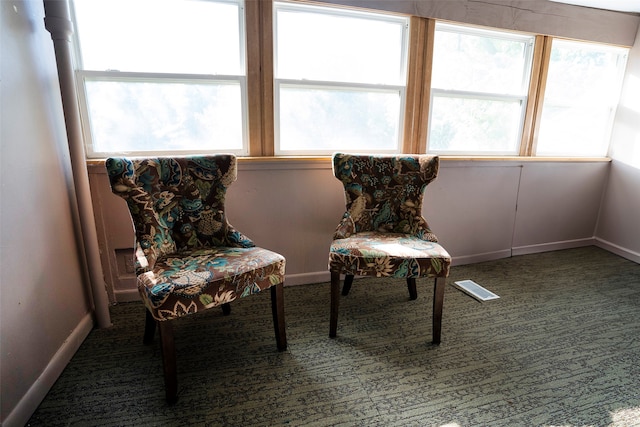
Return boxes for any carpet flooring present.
[28,246,640,426]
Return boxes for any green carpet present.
[28,246,640,426]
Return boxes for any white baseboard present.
[512,238,595,257]
[595,238,640,264]
[284,271,331,286]
[3,313,94,427]
[451,249,512,266]
[114,288,141,302]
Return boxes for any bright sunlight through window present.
[72,0,247,157]
[273,2,408,155]
[536,39,628,157]
[428,23,535,155]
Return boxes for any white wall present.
[0,1,94,426]
[91,158,610,301]
[595,24,640,263]
[430,160,609,260]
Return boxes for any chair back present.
[332,153,439,240]
[105,155,254,269]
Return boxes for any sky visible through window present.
[274,3,408,154]
[73,0,247,156]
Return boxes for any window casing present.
[72,0,249,158]
[428,23,535,156]
[273,2,409,155]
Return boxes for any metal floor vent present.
[453,280,500,302]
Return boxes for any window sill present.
[87,155,611,167]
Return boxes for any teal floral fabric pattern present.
[332,153,439,241]
[329,153,450,278]
[106,155,285,321]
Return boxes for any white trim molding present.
[512,237,596,257]
[2,313,94,427]
[595,238,640,264]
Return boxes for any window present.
[72,0,248,158]
[536,40,628,157]
[273,2,409,155]
[428,24,535,155]
[69,1,630,160]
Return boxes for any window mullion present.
[245,0,270,156]
[404,16,433,154]
[527,35,553,156]
[259,0,275,157]
[417,18,436,154]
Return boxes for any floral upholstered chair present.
[106,155,286,403]
[329,153,451,344]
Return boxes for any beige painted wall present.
[91,158,611,302]
[596,24,640,263]
[1,1,93,425]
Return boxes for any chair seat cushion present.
[138,247,285,321]
[329,232,451,278]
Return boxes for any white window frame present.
[273,1,410,156]
[428,23,536,156]
[71,0,250,159]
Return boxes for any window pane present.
[84,80,244,153]
[429,96,523,154]
[273,2,408,155]
[278,86,401,153]
[428,24,533,155]
[74,0,242,75]
[537,105,613,156]
[276,5,405,84]
[536,40,628,157]
[432,26,532,95]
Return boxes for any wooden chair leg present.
[341,274,354,296]
[329,271,341,338]
[432,277,446,345]
[143,309,156,344]
[407,277,418,300]
[221,303,231,316]
[270,283,287,351]
[158,321,178,404]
